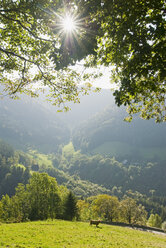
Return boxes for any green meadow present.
[0,220,166,248]
[92,141,166,161]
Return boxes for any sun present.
[62,14,76,33]
[54,11,83,38]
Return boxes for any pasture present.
[92,141,166,161]
[0,220,165,248]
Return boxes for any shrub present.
[147,214,162,228]
[162,221,166,232]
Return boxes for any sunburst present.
[55,10,82,37]
[62,14,76,33]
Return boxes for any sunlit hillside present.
[0,220,165,248]
[0,89,165,163]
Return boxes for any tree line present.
[77,194,164,229]
[0,173,165,230]
[0,172,78,222]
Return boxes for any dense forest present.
[0,139,111,198]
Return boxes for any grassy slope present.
[92,141,166,161]
[0,220,165,248]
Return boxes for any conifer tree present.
[64,191,78,221]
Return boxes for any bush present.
[162,221,166,232]
[147,214,162,228]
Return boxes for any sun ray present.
[62,14,76,33]
[54,10,84,37]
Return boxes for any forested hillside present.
[0,90,165,163]
[52,143,166,197]
[0,140,31,197]
[0,96,70,152]
[73,106,166,162]
[0,91,165,218]
[0,140,166,221]
[0,139,110,199]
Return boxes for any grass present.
[92,141,166,161]
[92,142,132,157]
[0,220,166,248]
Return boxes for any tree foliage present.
[77,194,148,225]
[120,197,147,224]
[92,194,119,222]
[1,1,165,120]
[83,0,165,122]
[0,174,79,223]
[27,173,61,220]
[147,213,162,228]
[63,191,78,220]
[0,0,96,108]
[162,221,166,232]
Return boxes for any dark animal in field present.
[90,220,101,227]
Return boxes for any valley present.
[0,90,165,229]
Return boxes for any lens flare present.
[62,14,76,33]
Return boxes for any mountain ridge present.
[0,89,165,163]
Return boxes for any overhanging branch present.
[0,47,36,65]
[0,12,53,43]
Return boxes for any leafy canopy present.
[0,0,97,109]
[77,0,165,122]
[75,0,166,122]
[0,0,165,121]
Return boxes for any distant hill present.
[0,89,114,152]
[0,96,70,152]
[72,105,166,163]
[0,89,165,163]
[58,89,114,127]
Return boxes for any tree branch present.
[0,9,20,13]
[0,47,37,65]
[0,13,53,42]
[10,61,28,95]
